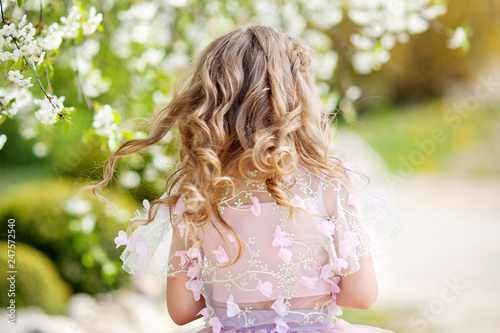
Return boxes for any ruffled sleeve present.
[117,193,191,278]
[316,166,400,276]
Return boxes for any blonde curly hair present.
[80,25,346,263]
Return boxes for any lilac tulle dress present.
[118,164,399,333]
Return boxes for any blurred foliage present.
[355,0,500,104]
[0,178,140,295]
[352,99,500,176]
[0,241,71,314]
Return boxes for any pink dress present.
[119,164,399,333]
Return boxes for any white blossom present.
[160,131,174,144]
[93,104,115,131]
[380,34,396,49]
[323,92,339,112]
[0,134,7,151]
[364,22,386,38]
[117,3,158,21]
[81,215,97,233]
[81,39,101,59]
[142,48,165,66]
[8,70,33,87]
[107,126,124,151]
[185,23,211,53]
[310,5,343,30]
[152,153,175,171]
[119,170,141,188]
[82,69,111,97]
[59,6,83,38]
[0,23,17,39]
[82,7,103,35]
[8,70,23,82]
[352,51,374,74]
[0,87,34,117]
[0,16,39,64]
[93,105,123,149]
[447,27,468,50]
[312,51,338,81]
[254,1,280,28]
[23,0,50,11]
[65,197,92,216]
[303,30,331,52]
[407,13,429,34]
[34,51,46,66]
[351,33,374,51]
[281,3,306,37]
[39,23,63,50]
[348,9,372,26]
[164,0,188,7]
[345,86,362,102]
[32,141,48,157]
[19,126,39,140]
[34,95,65,125]
[397,32,410,44]
[160,52,189,73]
[143,166,159,182]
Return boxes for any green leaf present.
[4,98,16,111]
[47,63,54,78]
[9,57,24,72]
[62,120,69,134]
[0,116,7,126]
[112,110,121,124]
[121,131,134,140]
[17,0,23,8]
[0,65,6,71]
[76,1,85,12]
[76,26,84,44]
[6,60,15,72]
[65,118,77,129]
[66,107,77,117]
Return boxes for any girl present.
[85,25,399,333]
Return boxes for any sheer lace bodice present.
[118,164,399,332]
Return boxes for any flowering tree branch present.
[0,0,105,136]
[11,38,58,112]
[0,0,471,158]
[1,0,58,113]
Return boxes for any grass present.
[348,99,500,177]
[0,165,52,195]
[342,304,445,333]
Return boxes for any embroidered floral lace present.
[117,164,399,333]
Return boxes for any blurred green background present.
[0,0,499,333]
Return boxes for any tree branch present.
[45,64,52,93]
[1,0,6,24]
[72,41,95,112]
[38,0,43,26]
[12,39,60,114]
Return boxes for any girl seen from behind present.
[83,25,399,333]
